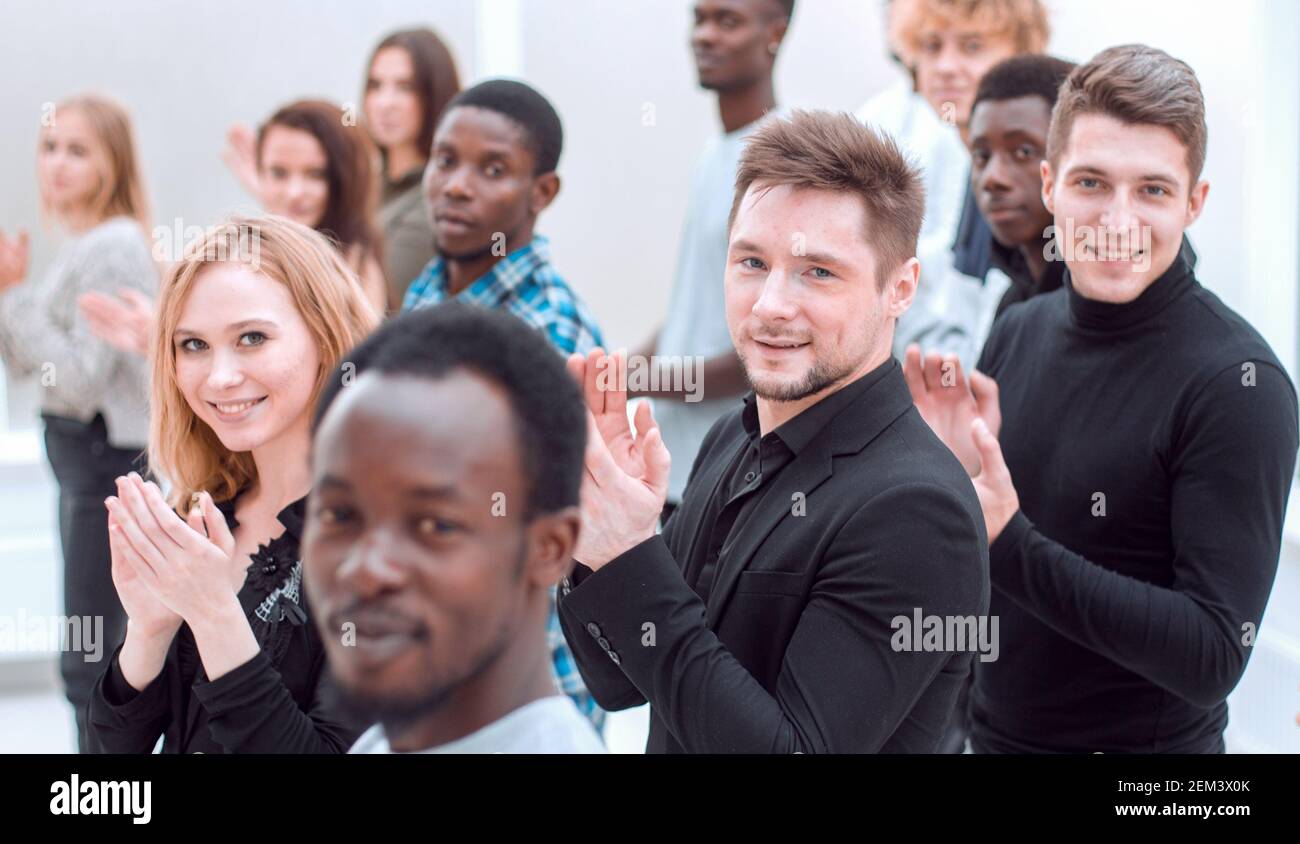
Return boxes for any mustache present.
[327,599,428,638]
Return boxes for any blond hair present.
[40,94,151,231]
[891,0,1050,67]
[149,214,380,509]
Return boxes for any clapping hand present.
[0,228,30,291]
[902,343,1001,476]
[565,348,670,569]
[79,288,155,356]
[104,473,242,625]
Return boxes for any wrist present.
[127,615,181,642]
[185,594,247,640]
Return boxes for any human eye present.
[238,331,267,347]
[178,337,207,353]
[414,514,462,538]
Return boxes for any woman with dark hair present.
[255,100,387,313]
[86,99,388,349]
[363,27,461,311]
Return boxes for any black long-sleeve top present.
[86,495,362,753]
[971,250,1298,753]
[559,361,989,753]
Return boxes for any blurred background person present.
[627,0,792,526]
[0,93,158,751]
[966,54,1076,319]
[363,27,462,312]
[87,215,377,753]
[860,0,1049,368]
[84,98,387,351]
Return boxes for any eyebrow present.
[731,239,851,271]
[1066,164,1180,184]
[174,318,279,336]
[315,474,461,500]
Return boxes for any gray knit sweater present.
[0,216,157,448]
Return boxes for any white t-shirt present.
[857,82,1005,369]
[347,696,607,754]
[654,114,776,503]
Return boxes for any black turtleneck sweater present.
[971,251,1298,753]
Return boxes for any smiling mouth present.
[209,397,266,416]
[754,338,809,352]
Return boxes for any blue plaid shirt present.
[402,235,607,735]
[402,236,603,356]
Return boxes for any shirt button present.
[608,651,621,665]
[586,622,601,638]
[598,637,611,651]
[744,471,756,483]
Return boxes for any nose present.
[980,153,1012,195]
[1099,189,1139,233]
[751,267,799,324]
[336,530,410,598]
[692,20,717,50]
[285,175,308,202]
[206,349,245,392]
[933,42,961,77]
[441,163,472,200]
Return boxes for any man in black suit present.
[559,110,990,753]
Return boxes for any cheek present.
[174,356,206,404]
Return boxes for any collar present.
[989,235,1066,298]
[1065,246,1194,333]
[382,165,425,201]
[422,235,551,303]
[213,490,308,542]
[740,356,899,456]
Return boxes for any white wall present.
[0,0,1297,750]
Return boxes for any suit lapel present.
[703,362,916,627]
[705,445,833,626]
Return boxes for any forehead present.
[970,95,1053,140]
[314,370,524,491]
[178,263,298,325]
[260,126,326,161]
[43,107,93,141]
[732,182,871,251]
[1058,112,1191,184]
[370,46,414,77]
[435,106,531,159]
[695,0,767,17]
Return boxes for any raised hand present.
[573,407,671,568]
[566,348,671,568]
[903,343,1001,476]
[567,348,647,477]
[104,473,242,625]
[79,288,156,356]
[107,509,182,639]
[0,228,31,290]
[221,122,261,197]
[969,418,1020,543]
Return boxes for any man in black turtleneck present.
[906,44,1298,753]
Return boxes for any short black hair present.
[444,79,563,175]
[313,302,587,519]
[972,54,1077,116]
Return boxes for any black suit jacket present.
[559,359,990,752]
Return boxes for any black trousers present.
[41,413,146,752]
